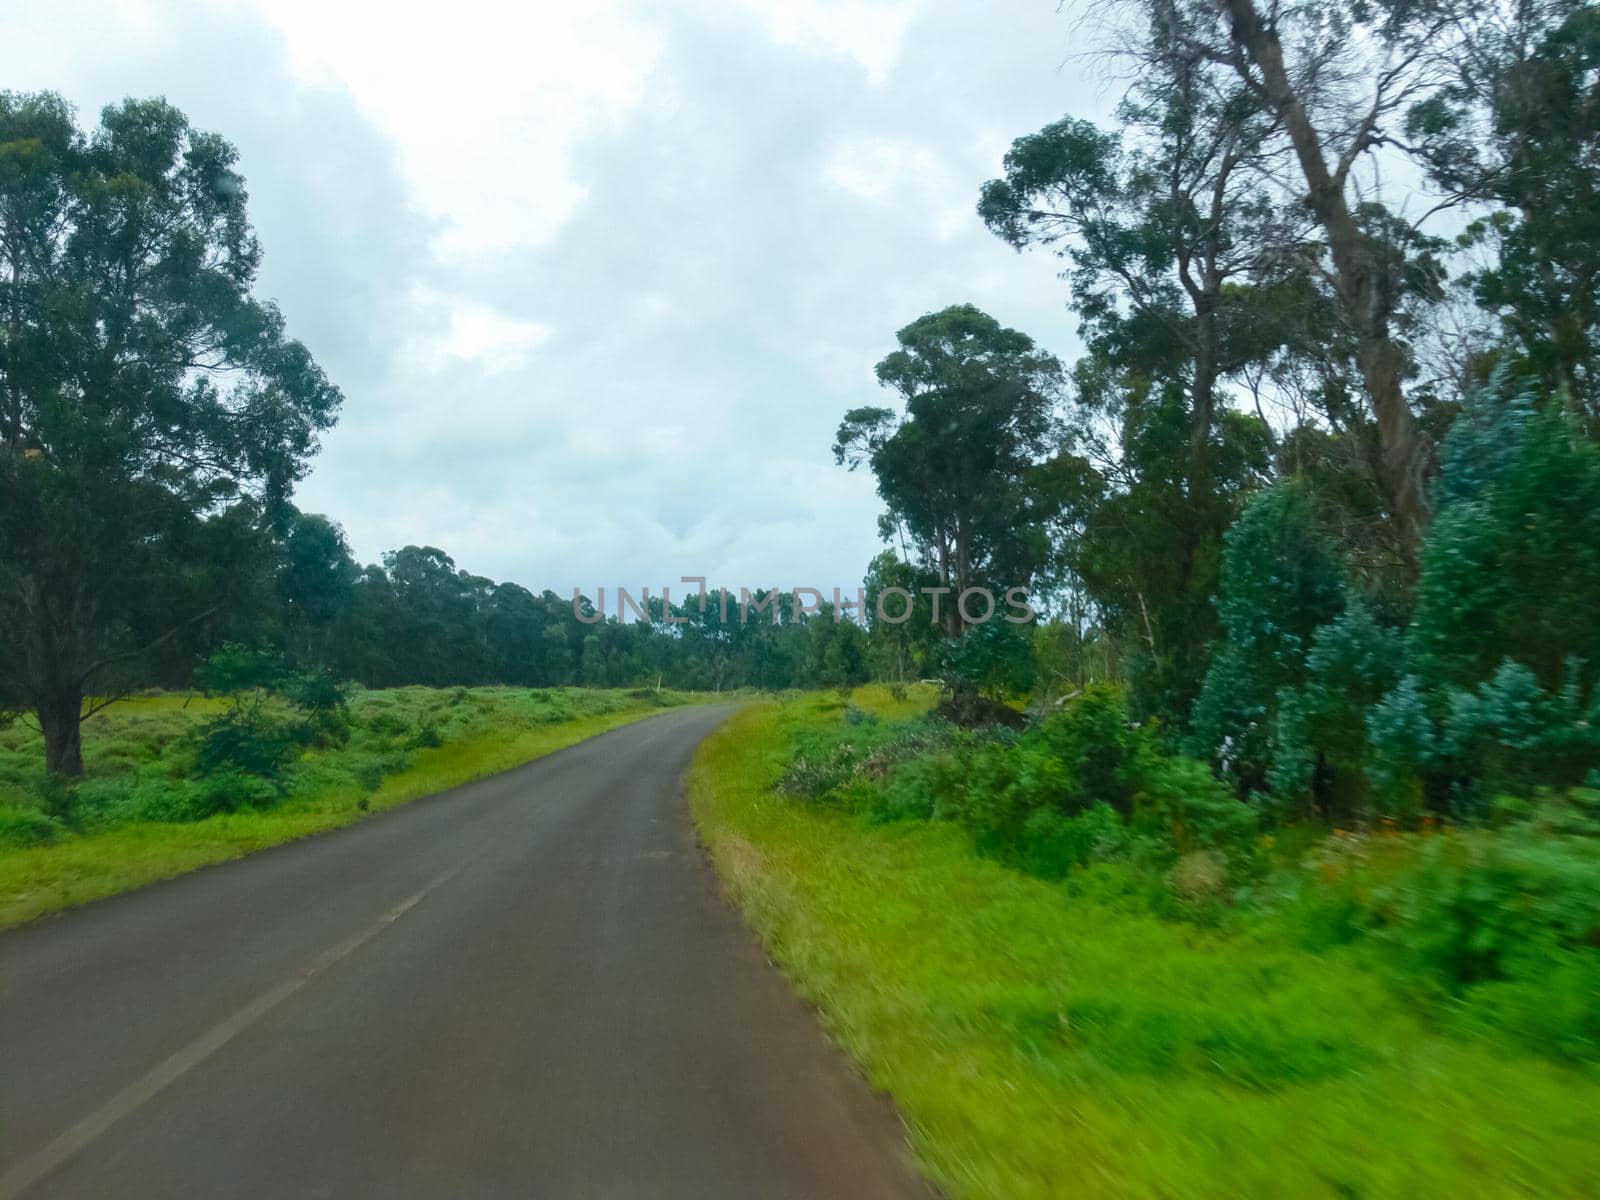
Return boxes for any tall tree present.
[1146,0,1460,564]
[834,304,1067,637]
[0,93,340,774]
[1408,0,1600,420]
[980,21,1294,487]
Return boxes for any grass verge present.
[0,687,687,928]
[687,686,1600,1200]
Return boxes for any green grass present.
[0,685,692,928]
[687,687,1600,1199]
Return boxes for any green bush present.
[871,754,949,822]
[1188,480,1347,789]
[0,804,62,848]
[133,771,281,822]
[1409,381,1600,693]
[1270,601,1404,814]
[1130,754,1256,852]
[957,741,1074,859]
[1016,801,1127,878]
[849,685,1250,875]
[1291,802,1600,1060]
[1370,828,1600,987]
[1033,684,1141,814]
[192,708,302,783]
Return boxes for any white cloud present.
[825,138,940,199]
[2,0,1096,596]
[239,0,665,255]
[734,0,919,83]
[438,301,552,364]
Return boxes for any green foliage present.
[188,644,352,795]
[788,684,1256,882]
[1270,601,1405,812]
[1411,384,1600,692]
[1189,480,1346,787]
[0,804,62,849]
[1130,755,1256,853]
[938,618,1035,699]
[1298,798,1600,1059]
[1409,0,1600,417]
[835,304,1071,698]
[1352,383,1600,812]
[192,709,302,784]
[1439,659,1600,799]
[693,696,1600,1198]
[0,91,340,775]
[1363,675,1438,819]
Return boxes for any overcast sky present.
[3,0,1109,596]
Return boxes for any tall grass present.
[688,687,1600,1199]
[0,686,690,927]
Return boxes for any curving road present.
[0,706,931,1198]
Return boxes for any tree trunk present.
[1217,0,1427,569]
[39,689,85,777]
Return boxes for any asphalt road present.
[0,706,932,1199]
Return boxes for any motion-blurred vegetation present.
[692,688,1600,1198]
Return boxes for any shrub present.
[0,804,62,848]
[1016,801,1127,878]
[406,721,444,750]
[192,708,301,783]
[1270,601,1404,815]
[1130,754,1256,852]
[1409,381,1600,694]
[1033,684,1141,814]
[871,755,948,822]
[957,742,1075,859]
[1369,827,1600,989]
[134,772,281,822]
[1189,480,1347,788]
[1440,659,1600,798]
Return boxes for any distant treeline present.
[186,512,884,695]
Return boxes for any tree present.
[834,304,1066,640]
[1188,478,1348,789]
[275,510,358,667]
[1408,377,1600,692]
[861,551,940,683]
[1146,0,1459,564]
[1408,0,1600,420]
[0,93,340,774]
[979,25,1293,488]
[381,546,487,686]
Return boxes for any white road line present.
[0,865,464,1200]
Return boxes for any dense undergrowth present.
[691,686,1600,1198]
[0,685,688,926]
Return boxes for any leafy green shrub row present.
[774,693,1600,1064]
[1193,381,1600,822]
[1288,791,1600,1059]
[0,684,667,835]
[780,685,1257,883]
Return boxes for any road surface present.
[0,706,931,1198]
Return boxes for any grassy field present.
[0,686,690,928]
[687,687,1600,1199]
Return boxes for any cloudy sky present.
[3,0,1108,596]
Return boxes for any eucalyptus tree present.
[0,92,340,774]
[980,15,1299,487]
[1137,0,1467,566]
[1407,0,1600,421]
[834,305,1069,638]
[979,37,1294,712]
